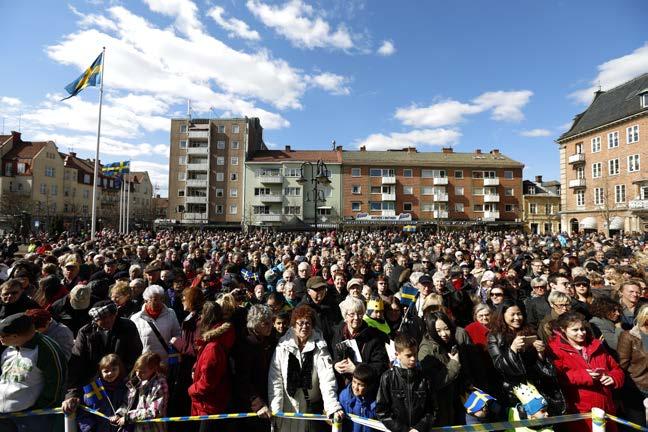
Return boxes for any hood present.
[200,322,235,352]
[548,333,603,356]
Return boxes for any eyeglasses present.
[490,292,504,297]
[553,303,571,309]
[295,321,312,328]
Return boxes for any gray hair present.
[339,297,366,317]
[548,290,570,306]
[143,285,165,301]
[472,303,491,320]
[246,304,274,332]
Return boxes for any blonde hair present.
[636,304,648,328]
[110,281,132,298]
[131,351,164,379]
[216,293,236,320]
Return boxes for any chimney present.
[490,149,500,155]
[475,149,482,154]
[156,194,161,199]
[336,145,343,152]
[535,175,543,184]
[285,145,291,152]
[11,131,21,142]
[360,146,366,152]
[69,152,76,158]
[442,147,453,154]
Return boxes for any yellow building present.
[522,176,561,234]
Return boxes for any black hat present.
[418,274,432,284]
[572,276,590,286]
[0,313,34,336]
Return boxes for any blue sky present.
[1,0,647,197]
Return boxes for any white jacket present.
[131,306,181,361]
[268,328,341,416]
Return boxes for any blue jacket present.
[77,378,128,432]
[339,384,378,432]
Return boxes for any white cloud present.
[131,160,170,193]
[377,40,395,56]
[208,6,261,41]
[308,73,351,95]
[473,90,533,122]
[246,0,354,50]
[520,128,551,137]
[356,128,461,151]
[69,5,118,32]
[1,96,22,108]
[570,43,648,104]
[141,0,203,39]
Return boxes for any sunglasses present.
[490,292,504,297]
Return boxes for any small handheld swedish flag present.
[83,378,109,406]
[62,51,104,100]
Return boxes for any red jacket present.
[188,322,235,415]
[549,336,624,432]
[464,321,489,350]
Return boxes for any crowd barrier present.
[1,405,646,432]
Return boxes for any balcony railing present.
[186,146,208,154]
[185,196,208,204]
[257,195,284,203]
[382,176,396,184]
[258,175,283,184]
[484,194,500,202]
[186,179,208,187]
[187,163,209,171]
[188,130,209,139]
[484,178,499,186]
[484,211,500,220]
[433,210,449,219]
[182,212,208,221]
[433,177,448,185]
[433,193,449,202]
[629,199,648,210]
[568,153,586,164]
[569,179,586,188]
[258,214,283,222]
[381,192,396,201]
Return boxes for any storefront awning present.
[579,217,598,230]
[609,216,625,230]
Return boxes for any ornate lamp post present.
[296,160,331,231]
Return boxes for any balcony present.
[381,210,396,217]
[381,192,396,201]
[258,174,283,184]
[629,199,648,210]
[187,146,208,155]
[188,130,209,139]
[187,163,209,171]
[182,212,208,221]
[433,177,448,185]
[258,214,283,222]
[484,194,500,202]
[484,211,500,220]
[382,176,396,184]
[569,179,586,188]
[568,153,586,164]
[186,196,208,204]
[258,195,284,203]
[484,178,499,186]
[433,193,449,202]
[186,179,208,187]
[433,210,449,219]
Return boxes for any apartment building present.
[341,147,524,226]
[522,176,561,234]
[168,117,265,227]
[557,74,648,234]
[245,146,342,228]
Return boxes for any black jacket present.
[525,295,551,329]
[49,295,96,337]
[66,317,143,399]
[0,293,40,320]
[376,366,437,432]
[331,321,389,384]
[298,294,342,347]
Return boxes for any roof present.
[342,149,524,168]
[248,149,342,163]
[124,172,150,184]
[559,73,648,141]
[3,141,48,160]
[523,179,560,196]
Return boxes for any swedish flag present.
[62,52,103,100]
[83,378,108,406]
[102,161,130,176]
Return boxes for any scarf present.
[286,350,314,398]
[145,304,162,320]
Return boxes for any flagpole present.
[126,173,131,234]
[118,175,123,234]
[90,47,105,241]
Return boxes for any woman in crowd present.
[465,304,491,350]
[110,281,139,319]
[269,304,344,432]
[486,285,509,309]
[33,274,68,310]
[617,304,648,427]
[538,291,572,343]
[548,312,624,432]
[589,296,623,356]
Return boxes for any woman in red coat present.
[548,312,624,432]
[188,301,236,431]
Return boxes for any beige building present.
[557,74,648,234]
[522,176,561,234]
[168,117,265,227]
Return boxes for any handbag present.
[144,318,181,366]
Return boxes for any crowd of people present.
[0,227,647,432]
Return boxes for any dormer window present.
[641,91,648,108]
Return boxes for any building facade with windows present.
[244,146,342,228]
[341,146,524,227]
[522,176,561,234]
[168,117,265,226]
[557,73,648,234]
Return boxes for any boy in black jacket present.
[376,333,436,432]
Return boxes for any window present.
[178,189,185,197]
[229,204,237,214]
[628,154,640,172]
[615,184,626,203]
[641,186,648,200]
[351,168,361,177]
[642,93,648,108]
[215,205,224,214]
[403,169,413,177]
[455,187,464,196]
[284,187,301,196]
[505,187,514,196]
[529,203,537,214]
[369,168,381,177]
[217,141,225,150]
[178,172,186,181]
[528,186,536,195]
[253,206,270,215]
[473,204,483,212]
[608,158,620,175]
[17,163,25,174]
[285,167,300,177]
[608,131,619,148]
[231,141,240,149]
[232,125,240,133]
[575,143,583,154]
[254,188,271,196]
[216,172,224,181]
[505,204,515,212]
[455,203,464,212]
[403,202,413,211]
[351,202,361,212]
[351,185,361,194]
[472,187,484,196]
[229,188,238,197]
[576,166,585,179]
[180,125,187,133]
[216,189,224,197]
[230,173,238,181]
[545,204,552,214]
[179,140,187,149]
[591,136,601,153]
[218,125,225,133]
[422,169,434,178]
[318,208,332,216]
[454,170,463,179]
[504,170,513,179]
[231,157,239,165]
[217,157,224,165]
[576,190,585,207]
[369,201,395,211]
[592,162,602,178]
[421,187,434,195]
[178,156,187,165]
[627,125,639,144]
[45,167,55,177]
[39,183,47,194]
[403,186,413,195]
[594,188,604,206]
[284,206,301,215]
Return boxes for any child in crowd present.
[507,383,553,432]
[376,334,436,432]
[272,310,290,337]
[110,352,169,432]
[78,354,129,432]
[464,388,501,425]
[339,363,378,432]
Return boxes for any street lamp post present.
[296,160,331,231]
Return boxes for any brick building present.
[557,74,648,234]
